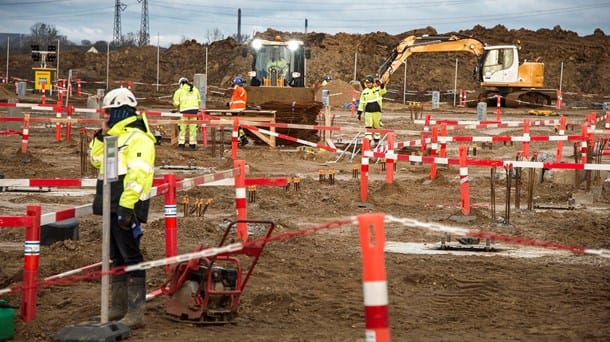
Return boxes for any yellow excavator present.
[377,35,557,107]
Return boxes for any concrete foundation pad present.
[385,241,572,258]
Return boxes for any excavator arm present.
[377,35,486,85]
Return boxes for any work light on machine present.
[252,39,263,50]
[287,40,301,51]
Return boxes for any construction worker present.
[267,47,288,83]
[321,75,331,86]
[173,77,201,150]
[229,76,247,111]
[229,76,249,146]
[89,87,156,329]
[357,75,387,146]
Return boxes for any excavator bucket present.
[245,86,315,107]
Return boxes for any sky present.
[1,0,609,47]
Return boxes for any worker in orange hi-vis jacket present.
[229,76,247,111]
[228,76,249,145]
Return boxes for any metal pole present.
[56,39,60,79]
[5,37,8,84]
[106,41,110,89]
[353,52,357,81]
[156,33,159,92]
[101,135,118,324]
[403,60,407,104]
[453,58,458,107]
[559,61,564,92]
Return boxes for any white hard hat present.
[178,77,189,85]
[102,87,137,109]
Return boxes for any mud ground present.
[0,106,609,342]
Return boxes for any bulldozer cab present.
[246,38,308,88]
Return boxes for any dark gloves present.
[116,205,136,231]
[380,83,385,89]
[357,110,362,121]
[94,129,104,142]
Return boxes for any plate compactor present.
[162,220,275,324]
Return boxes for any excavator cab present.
[480,46,518,84]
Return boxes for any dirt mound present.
[2,26,608,107]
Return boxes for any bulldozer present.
[377,35,557,107]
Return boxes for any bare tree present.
[205,28,224,44]
[230,33,251,44]
[27,22,68,49]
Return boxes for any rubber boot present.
[108,273,128,321]
[118,274,146,329]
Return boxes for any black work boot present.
[108,273,128,321]
[118,274,146,329]
[178,144,185,150]
[189,144,197,150]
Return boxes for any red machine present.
[162,220,275,324]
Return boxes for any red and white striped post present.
[358,213,390,342]
[199,110,208,148]
[163,173,177,273]
[495,95,502,121]
[21,114,30,153]
[22,205,41,322]
[459,145,470,215]
[555,116,567,161]
[127,80,132,90]
[57,79,64,104]
[385,132,394,184]
[421,114,431,152]
[580,124,588,164]
[54,101,62,142]
[119,80,124,88]
[556,89,563,110]
[460,89,468,106]
[360,138,370,202]
[440,123,447,158]
[430,126,438,180]
[522,118,530,160]
[232,117,239,160]
[40,81,47,105]
[234,160,248,242]
[352,89,357,117]
[65,105,74,141]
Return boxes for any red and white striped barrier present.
[0,178,97,188]
[365,149,610,171]
[240,123,336,152]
